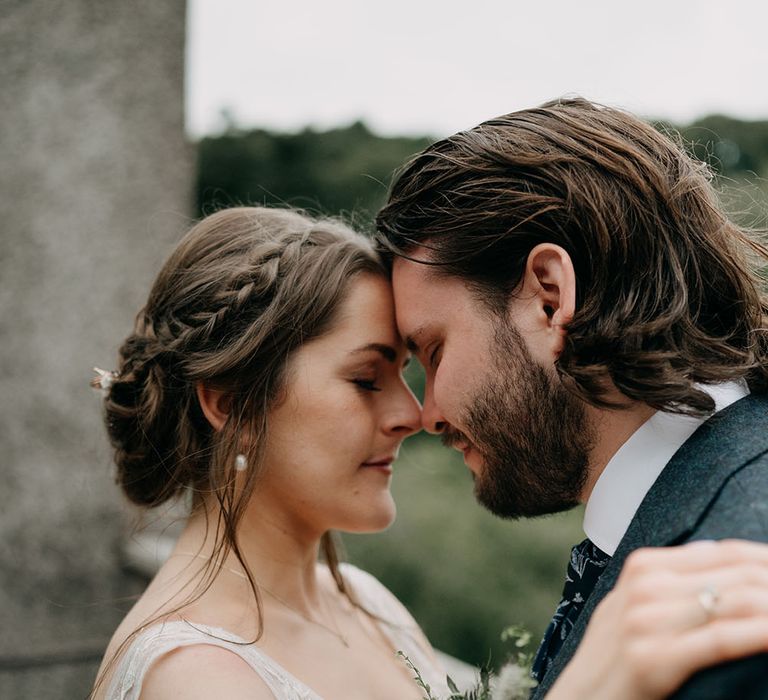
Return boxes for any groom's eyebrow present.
[350,343,397,363]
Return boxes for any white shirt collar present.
[583,381,749,556]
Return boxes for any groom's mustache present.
[441,426,471,451]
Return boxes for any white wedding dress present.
[105,563,450,699]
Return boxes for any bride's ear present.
[196,382,231,432]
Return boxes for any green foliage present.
[399,625,538,699]
[653,116,768,229]
[195,121,433,229]
[501,625,532,659]
[680,115,768,178]
[196,116,768,234]
[651,115,768,178]
[399,651,495,700]
[398,652,442,700]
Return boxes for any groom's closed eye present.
[404,326,429,356]
[404,331,441,371]
[426,343,441,369]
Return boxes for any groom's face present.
[391,255,594,519]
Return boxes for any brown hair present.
[94,206,384,693]
[376,97,768,414]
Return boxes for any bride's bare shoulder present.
[336,563,407,612]
[140,644,274,700]
[93,564,234,698]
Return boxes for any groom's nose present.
[421,383,446,434]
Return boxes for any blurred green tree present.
[196,121,433,230]
[654,115,768,179]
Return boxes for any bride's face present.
[256,274,422,535]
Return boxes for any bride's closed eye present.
[352,378,382,392]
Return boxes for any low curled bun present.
[105,335,200,507]
[101,207,384,508]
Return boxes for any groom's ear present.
[516,243,576,357]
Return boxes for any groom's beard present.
[451,319,594,519]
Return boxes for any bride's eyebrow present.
[349,343,397,363]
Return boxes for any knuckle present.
[624,579,651,606]
[740,564,768,586]
[722,587,748,616]
[623,548,656,577]
[718,538,752,559]
[624,640,655,681]
[722,583,768,615]
[708,624,731,657]
[621,607,651,636]
[623,571,668,606]
[591,590,617,620]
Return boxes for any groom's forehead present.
[391,255,446,302]
[391,255,471,334]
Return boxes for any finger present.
[668,616,768,672]
[718,585,768,619]
[674,566,768,597]
[624,618,768,699]
[620,586,768,635]
[616,562,768,610]
[620,540,768,580]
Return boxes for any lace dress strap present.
[105,620,321,700]
[106,565,447,699]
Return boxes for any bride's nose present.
[382,385,422,438]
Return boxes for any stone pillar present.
[0,1,191,696]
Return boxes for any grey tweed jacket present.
[533,392,768,700]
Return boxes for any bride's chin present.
[339,500,397,534]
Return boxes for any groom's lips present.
[451,439,470,453]
[452,440,480,473]
[441,429,481,472]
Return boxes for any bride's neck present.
[173,502,326,611]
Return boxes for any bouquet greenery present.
[399,626,538,700]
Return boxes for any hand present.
[547,539,768,700]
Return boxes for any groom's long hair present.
[375,97,768,415]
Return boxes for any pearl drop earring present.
[234,453,248,472]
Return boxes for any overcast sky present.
[187,0,768,138]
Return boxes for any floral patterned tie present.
[531,538,611,684]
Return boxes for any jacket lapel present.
[533,393,768,698]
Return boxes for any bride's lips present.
[360,456,395,474]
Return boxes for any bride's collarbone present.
[129,573,426,699]
[256,613,424,700]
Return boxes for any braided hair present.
[98,208,384,651]
[106,207,384,510]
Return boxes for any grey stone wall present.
[0,1,191,697]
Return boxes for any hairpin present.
[91,367,118,392]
